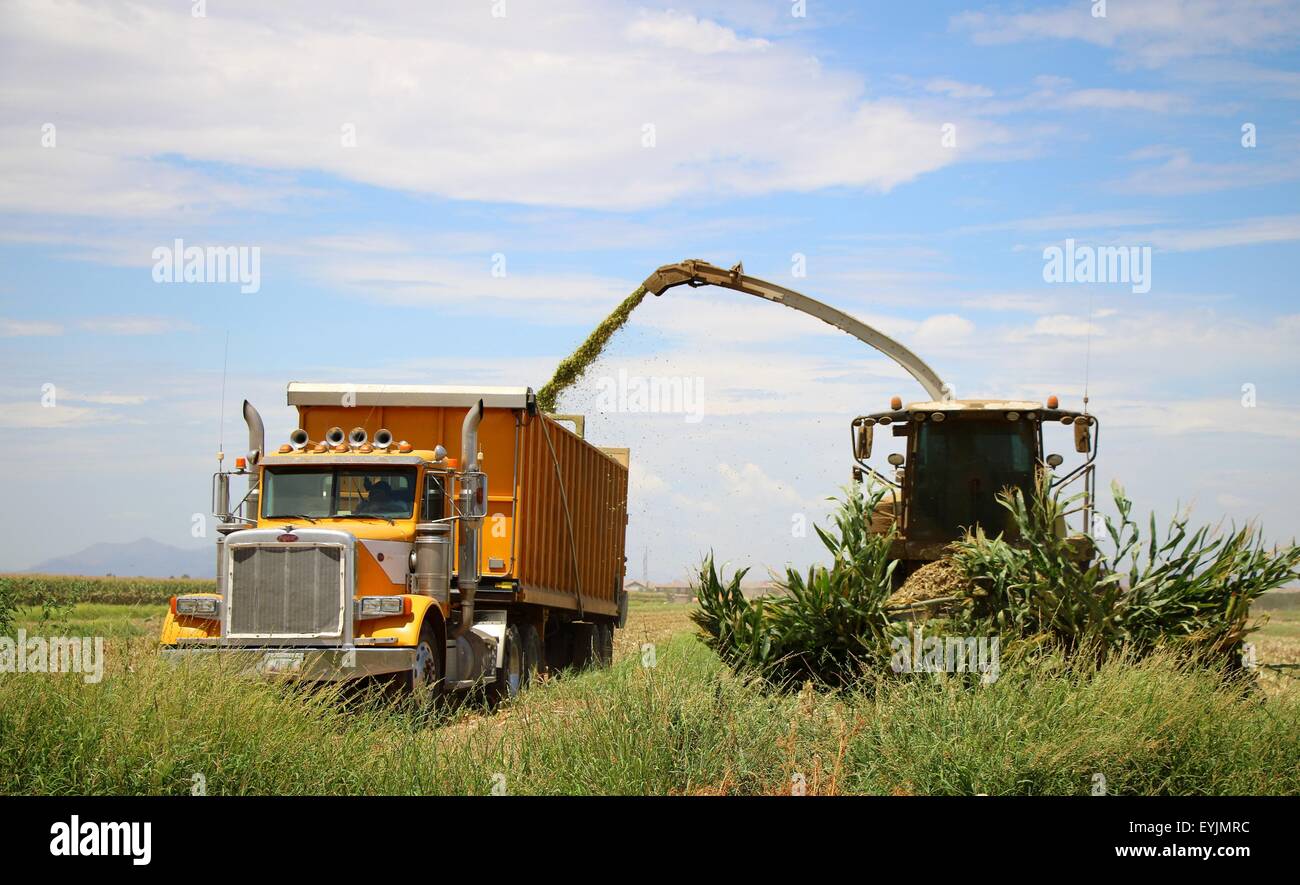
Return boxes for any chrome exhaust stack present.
[454,399,486,637]
[242,400,265,521]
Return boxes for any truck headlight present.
[174,596,221,619]
[357,596,408,619]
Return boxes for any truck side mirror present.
[887,453,905,467]
[855,423,874,459]
[1046,453,1064,468]
[1074,420,1091,453]
[458,472,489,519]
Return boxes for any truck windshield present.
[263,468,418,520]
[908,420,1036,542]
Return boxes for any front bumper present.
[159,646,414,682]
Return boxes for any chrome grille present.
[228,544,346,639]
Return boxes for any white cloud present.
[1028,314,1104,337]
[627,10,770,54]
[1058,88,1186,112]
[1112,147,1300,196]
[79,317,196,336]
[956,211,1169,235]
[0,402,99,429]
[717,462,809,508]
[1146,214,1300,251]
[913,314,974,346]
[0,0,982,216]
[925,78,994,99]
[0,318,62,337]
[977,76,1190,117]
[954,0,1300,67]
[313,252,635,320]
[65,391,153,406]
[629,461,668,496]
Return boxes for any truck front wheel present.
[406,621,444,702]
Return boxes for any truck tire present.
[545,621,572,673]
[595,621,613,668]
[489,624,525,705]
[520,622,542,689]
[571,622,597,670]
[406,620,444,701]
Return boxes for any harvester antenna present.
[1082,288,1094,415]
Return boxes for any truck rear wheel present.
[489,624,525,705]
[572,621,612,670]
[520,622,542,689]
[545,621,572,673]
[595,621,613,668]
[571,622,596,670]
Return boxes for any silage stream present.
[535,284,648,413]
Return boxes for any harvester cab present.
[642,259,1099,581]
[852,397,1097,579]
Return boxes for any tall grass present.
[1,634,1295,795]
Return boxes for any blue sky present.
[1,0,1298,579]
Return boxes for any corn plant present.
[948,472,1124,653]
[0,574,212,607]
[697,474,1300,687]
[1104,484,1300,663]
[689,556,770,670]
[691,485,899,689]
[951,475,1300,666]
[0,579,14,634]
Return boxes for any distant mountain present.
[26,538,215,579]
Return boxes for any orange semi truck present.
[160,384,629,701]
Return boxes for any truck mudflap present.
[159,646,414,682]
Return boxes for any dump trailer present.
[644,259,1097,583]
[160,384,629,700]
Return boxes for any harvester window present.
[909,421,1036,542]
